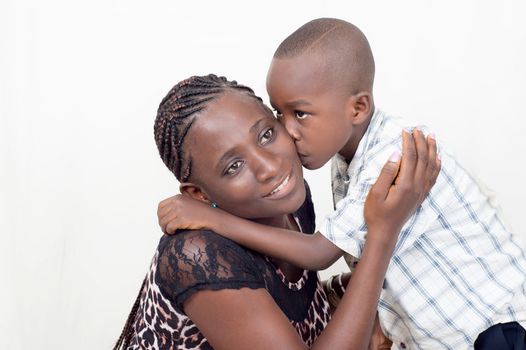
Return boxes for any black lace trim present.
[176,280,265,312]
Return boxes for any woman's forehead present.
[194,92,272,134]
[185,92,273,157]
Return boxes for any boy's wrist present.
[207,207,224,231]
[208,207,243,236]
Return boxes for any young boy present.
[159,18,526,349]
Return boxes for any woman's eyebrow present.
[249,117,268,134]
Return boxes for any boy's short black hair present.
[274,18,375,94]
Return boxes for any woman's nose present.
[253,149,280,183]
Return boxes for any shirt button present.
[400,342,406,349]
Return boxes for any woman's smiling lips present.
[264,171,296,199]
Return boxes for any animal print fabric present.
[127,183,331,349]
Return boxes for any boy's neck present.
[338,114,372,163]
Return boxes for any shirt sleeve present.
[155,230,266,310]
[322,136,403,257]
[323,178,374,257]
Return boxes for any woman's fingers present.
[370,151,402,200]
[412,128,429,187]
[397,130,417,185]
[425,133,440,191]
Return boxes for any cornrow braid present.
[112,75,264,349]
[112,277,147,350]
[154,74,262,182]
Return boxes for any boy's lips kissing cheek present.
[297,152,311,166]
[296,149,308,160]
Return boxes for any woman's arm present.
[184,287,312,350]
[183,228,398,350]
[170,230,379,350]
[324,275,392,349]
[309,128,441,349]
[182,217,410,350]
[179,129,440,350]
[158,129,439,271]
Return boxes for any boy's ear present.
[179,182,211,205]
[346,91,373,125]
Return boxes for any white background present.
[1,1,525,349]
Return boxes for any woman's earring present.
[211,202,218,208]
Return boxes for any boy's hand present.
[364,129,441,239]
[158,194,217,234]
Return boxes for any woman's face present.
[184,91,306,219]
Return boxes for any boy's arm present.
[159,129,439,270]
[159,197,343,270]
[213,215,344,270]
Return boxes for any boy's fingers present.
[398,130,417,184]
[161,211,179,234]
[372,152,401,199]
[165,214,183,234]
[165,221,177,235]
[157,205,172,219]
[158,196,173,209]
[413,128,429,184]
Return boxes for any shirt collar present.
[333,108,385,183]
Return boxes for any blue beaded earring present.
[211,202,218,208]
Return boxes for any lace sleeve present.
[155,229,266,310]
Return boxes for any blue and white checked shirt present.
[323,108,526,349]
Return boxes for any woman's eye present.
[225,160,243,175]
[260,128,274,145]
[295,110,309,119]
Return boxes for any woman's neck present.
[253,215,291,230]
[253,214,304,282]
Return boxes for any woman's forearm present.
[311,229,396,350]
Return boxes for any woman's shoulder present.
[154,229,268,306]
[157,229,257,264]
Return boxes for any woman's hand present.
[158,194,218,234]
[364,128,441,242]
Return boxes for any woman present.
[114,74,439,349]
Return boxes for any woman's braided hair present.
[154,74,263,182]
[113,75,263,350]
[112,277,146,350]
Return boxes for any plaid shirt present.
[323,108,526,349]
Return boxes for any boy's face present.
[266,54,355,170]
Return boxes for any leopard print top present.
[127,184,331,349]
